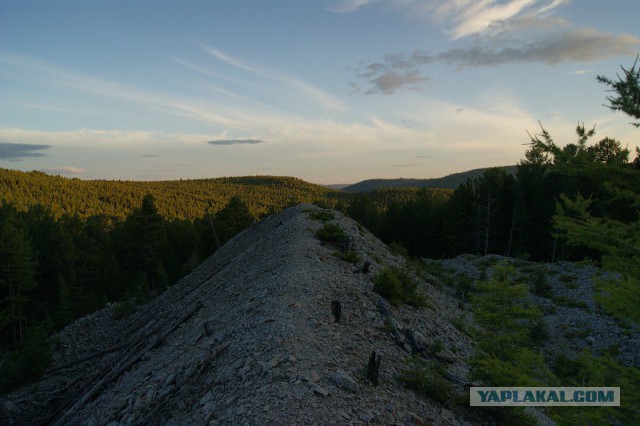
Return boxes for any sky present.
[1,0,639,184]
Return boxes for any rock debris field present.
[3,204,637,425]
[3,204,477,425]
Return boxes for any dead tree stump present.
[331,301,341,323]
[367,350,381,385]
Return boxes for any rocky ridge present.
[4,204,478,425]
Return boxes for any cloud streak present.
[207,139,267,146]
[326,0,371,13]
[397,0,569,39]
[41,166,85,175]
[200,45,345,111]
[0,142,50,161]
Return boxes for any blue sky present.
[1,0,639,184]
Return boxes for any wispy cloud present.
[389,163,417,168]
[200,45,345,111]
[353,28,640,94]
[41,166,85,175]
[0,51,249,130]
[207,139,267,146]
[399,0,569,39]
[326,0,372,13]
[436,29,640,67]
[564,69,590,75]
[0,142,50,161]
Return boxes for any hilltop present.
[342,165,517,193]
[0,168,342,219]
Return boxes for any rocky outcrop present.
[4,204,477,425]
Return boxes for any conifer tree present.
[0,210,37,342]
[597,55,640,127]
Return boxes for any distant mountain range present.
[340,165,517,193]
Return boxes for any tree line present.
[347,124,639,262]
[0,172,344,220]
[0,194,260,390]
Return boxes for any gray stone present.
[163,373,176,387]
[330,369,359,392]
[309,383,330,397]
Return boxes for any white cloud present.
[397,0,569,39]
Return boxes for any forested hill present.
[342,165,517,193]
[0,168,343,219]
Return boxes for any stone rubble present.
[5,205,636,425]
[439,254,640,367]
[4,204,482,425]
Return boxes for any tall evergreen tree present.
[117,194,170,293]
[514,142,555,260]
[472,168,517,256]
[214,196,254,244]
[0,207,37,343]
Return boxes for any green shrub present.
[373,266,422,306]
[530,266,552,297]
[548,349,640,425]
[399,356,455,408]
[470,263,551,389]
[333,250,360,264]
[315,223,348,244]
[595,274,640,323]
[389,242,410,258]
[308,210,334,222]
